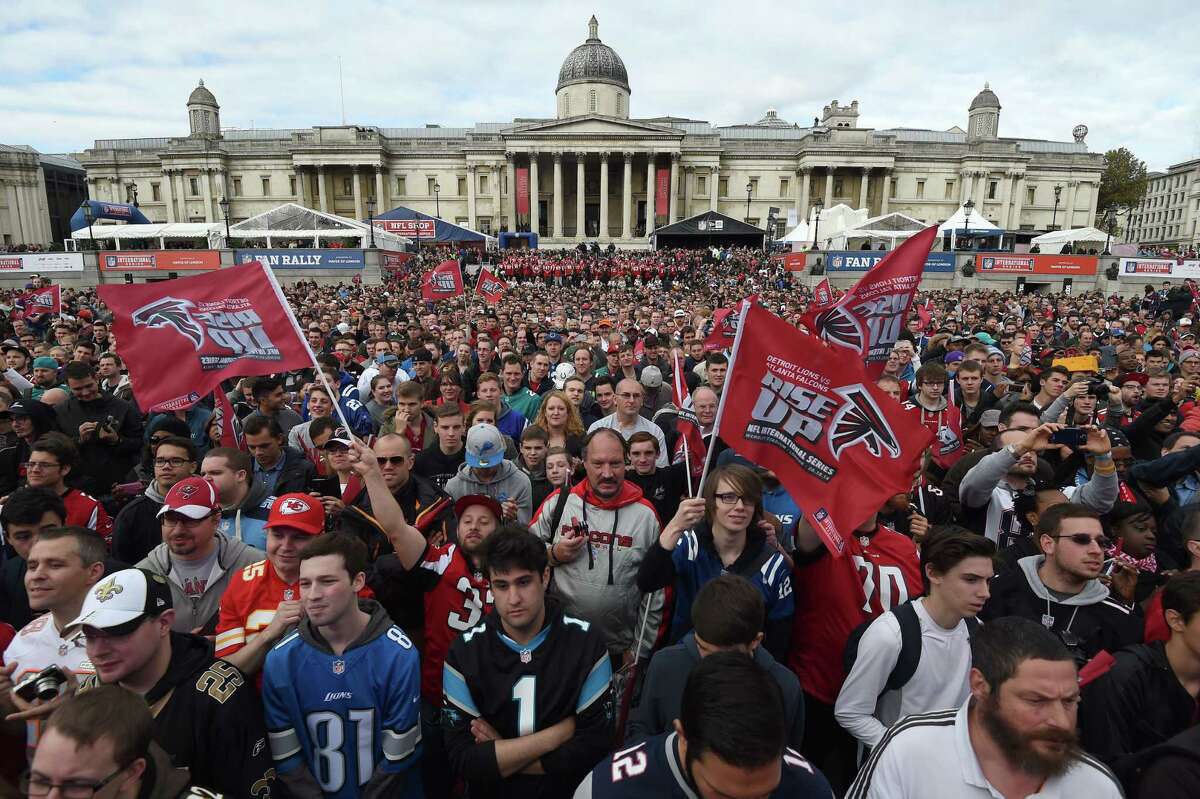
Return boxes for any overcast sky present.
[3,0,1198,171]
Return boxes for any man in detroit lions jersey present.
[263,534,422,799]
[576,651,833,798]
[443,525,613,799]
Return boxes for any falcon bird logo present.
[131,297,205,350]
[812,305,864,352]
[829,385,901,459]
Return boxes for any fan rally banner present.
[802,225,937,378]
[97,261,313,411]
[422,260,464,302]
[671,353,706,481]
[714,302,934,556]
[475,267,508,304]
[20,285,61,321]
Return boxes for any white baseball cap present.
[65,568,173,636]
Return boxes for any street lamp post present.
[219,196,231,243]
[812,198,824,250]
[433,182,441,218]
[80,201,95,250]
[1103,205,1116,255]
[366,198,377,249]
[745,181,753,222]
[1051,184,1063,230]
[961,199,975,251]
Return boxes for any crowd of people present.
[0,250,1198,798]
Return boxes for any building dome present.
[969,82,1000,111]
[556,16,630,93]
[188,79,219,108]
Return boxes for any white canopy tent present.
[829,212,927,250]
[781,220,811,245]
[223,203,410,249]
[1029,226,1111,254]
[801,203,869,249]
[938,205,1002,250]
[69,222,221,250]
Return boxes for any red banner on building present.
[99,251,220,272]
[715,303,934,556]
[655,169,670,218]
[516,167,531,216]
[422,260,464,302]
[978,254,1098,276]
[96,261,313,412]
[475,267,508,304]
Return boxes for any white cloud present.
[1,0,1198,170]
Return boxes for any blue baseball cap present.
[465,424,506,468]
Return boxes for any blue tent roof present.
[372,206,493,243]
[70,200,152,232]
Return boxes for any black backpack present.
[842,600,980,694]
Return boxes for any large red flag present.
[715,302,934,556]
[475,267,508,304]
[422,260,464,302]
[213,389,244,450]
[22,285,60,321]
[704,295,758,352]
[812,278,832,309]
[671,352,706,483]
[802,225,937,378]
[97,261,312,412]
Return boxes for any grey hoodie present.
[444,460,533,524]
[137,533,265,633]
[1016,554,1111,606]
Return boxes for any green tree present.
[1097,147,1149,214]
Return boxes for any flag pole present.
[696,299,751,491]
[672,352,694,497]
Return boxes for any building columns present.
[552,152,563,238]
[823,168,834,210]
[682,165,693,222]
[622,152,633,239]
[645,155,656,236]
[1064,180,1079,229]
[161,169,176,223]
[961,170,973,205]
[599,153,610,239]
[491,163,502,230]
[352,167,364,222]
[858,167,870,211]
[505,152,516,233]
[669,153,680,224]
[973,170,987,209]
[709,167,719,212]
[576,155,585,239]
[529,153,540,236]
[466,165,477,230]
[316,166,328,212]
[997,170,1013,228]
[880,169,891,215]
[1008,173,1026,229]
[374,166,385,210]
[6,183,25,242]
[201,169,214,223]
[797,168,811,221]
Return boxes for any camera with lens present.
[1085,380,1109,400]
[101,415,119,434]
[14,665,68,703]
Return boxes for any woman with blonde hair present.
[533,389,585,458]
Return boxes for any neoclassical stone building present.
[79,16,1102,247]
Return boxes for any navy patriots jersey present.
[443,597,614,799]
[574,731,834,798]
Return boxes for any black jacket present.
[54,393,144,499]
[1132,724,1200,799]
[268,446,316,496]
[1080,641,1198,790]
[111,482,168,565]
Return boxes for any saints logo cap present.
[65,568,173,637]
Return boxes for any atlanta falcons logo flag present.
[801,225,937,378]
[422,260,464,302]
[475,267,508,304]
[714,302,933,556]
[20,285,60,321]
[812,278,833,309]
[97,261,312,412]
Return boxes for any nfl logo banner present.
[97,261,313,412]
[714,302,933,556]
[475,267,508,304]
[21,285,61,320]
[422,260,464,302]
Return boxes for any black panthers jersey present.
[443,597,613,799]
[574,731,834,798]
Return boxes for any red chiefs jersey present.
[61,488,113,544]
[215,558,299,658]
[902,400,964,470]
[418,542,493,706]
[788,526,922,704]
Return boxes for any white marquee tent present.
[1029,226,1111,254]
[829,212,928,250]
[786,203,868,249]
[69,222,221,250]
[938,205,1002,249]
[222,203,410,249]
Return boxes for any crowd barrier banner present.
[374,219,435,238]
[816,250,957,273]
[235,249,365,269]
[99,251,220,272]
[978,254,1098,275]
[0,253,85,272]
[1118,258,1200,279]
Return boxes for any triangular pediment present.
[510,115,682,137]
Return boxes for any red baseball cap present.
[265,493,326,535]
[156,476,220,520]
[453,494,503,520]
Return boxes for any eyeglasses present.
[1051,533,1112,549]
[375,455,409,466]
[713,492,750,507]
[161,512,212,528]
[23,765,127,798]
[154,457,192,468]
[617,392,642,400]
[23,461,60,471]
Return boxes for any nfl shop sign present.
[716,302,933,555]
[0,252,84,272]
[96,260,313,411]
[100,251,220,271]
[235,249,365,269]
[374,219,436,238]
[978,254,1098,275]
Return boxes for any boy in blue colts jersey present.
[263,534,423,799]
[442,525,614,799]
[576,651,833,798]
